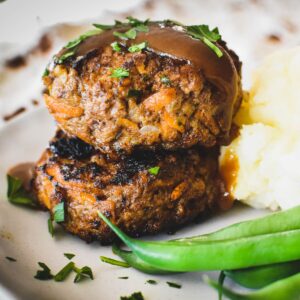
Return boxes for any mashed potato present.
[220,47,300,210]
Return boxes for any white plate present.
[0,108,267,300]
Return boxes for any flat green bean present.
[204,273,300,300]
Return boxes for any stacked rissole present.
[34,18,242,243]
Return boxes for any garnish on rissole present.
[53,202,65,222]
[7,175,37,208]
[111,41,122,52]
[110,67,129,78]
[5,257,17,262]
[160,75,171,86]
[148,166,160,176]
[120,291,145,300]
[128,42,147,53]
[100,256,130,268]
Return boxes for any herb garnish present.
[93,23,115,30]
[119,276,129,279]
[166,281,182,289]
[111,41,122,52]
[100,256,130,268]
[146,279,157,285]
[73,266,94,283]
[34,262,54,280]
[5,257,16,262]
[54,262,75,282]
[120,291,145,300]
[48,217,54,237]
[160,75,171,86]
[7,175,36,208]
[186,25,223,57]
[53,202,65,223]
[64,253,75,260]
[128,42,147,53]
[42,68,49,77]
[148,166,160,176]
[114,28,137,40]
[110,67,129,78]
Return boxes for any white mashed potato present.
[220,47,300,210]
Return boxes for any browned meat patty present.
[43,20,242,156]
[33,131,226,244]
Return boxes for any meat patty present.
[33,131,226,244]
[43,21,242,156]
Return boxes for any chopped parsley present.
[166,281,182,289]
[54,262,75,282]
[73,266,94,283]
[5,257,16,262]
[119,276,129,279]
[111,41,122,52]
[48,217,54,237]
[148,166,160,176]
[114,28,137,40]
[100,256,130,268]
[65,29,102,49]
[42,68,49,77]
[64,253,75,260]
[7,175,36,208]
[110,67,129,78]
[56,50,75,64]
[53,202,65,223]
[186,25,223,57]
[120,291,144,300]
[128,42,147,53]
[160,75,171,86]
[93,23,115,30]
[34,262,54,280]
[146,279,157,285]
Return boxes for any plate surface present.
[0,108,267,300]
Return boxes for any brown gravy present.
[8,162,35,191]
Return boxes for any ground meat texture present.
[33,131,225,244]
[43,22,242,155]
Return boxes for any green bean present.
[99,212,300,272]
[112,244,173,275]
[173,205,300,243]
[224,260,300,289]
[204,273,300,300]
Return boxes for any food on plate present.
[220,47,300,211]
[43,19,242,155]
[34,130,225,244]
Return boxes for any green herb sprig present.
[128,42,147,53]
[34,262,54,280]
[148,166,160,176]
[120,291,145,300]
[100,256,130,268]
[110,67,129,78]
[7,175,36,208]
[186,25,223,57]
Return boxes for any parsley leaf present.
[7,175,36,208]
[119,276,129,279]
[48,217,54,237]
[186,25,223,57]
[73,266,94,283]
[160,75,171,86]
[128,42,147,53]
[34,262,54,280]
[110,67,129,78]
[120,292,145,300]
[5,257,17,262]
[166,281,182,289]
[148,166,160,175]
[93,23,115,30]
[114,28,137,40]
[64,253,75,260]
[100,256,130,268]
[56,50,75,64]
[65,29,102,49]
[111,41,122,52]
[146,279,157,285]
[53,202,65,223]
[42,68,49,77]
[54,262,75,282]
